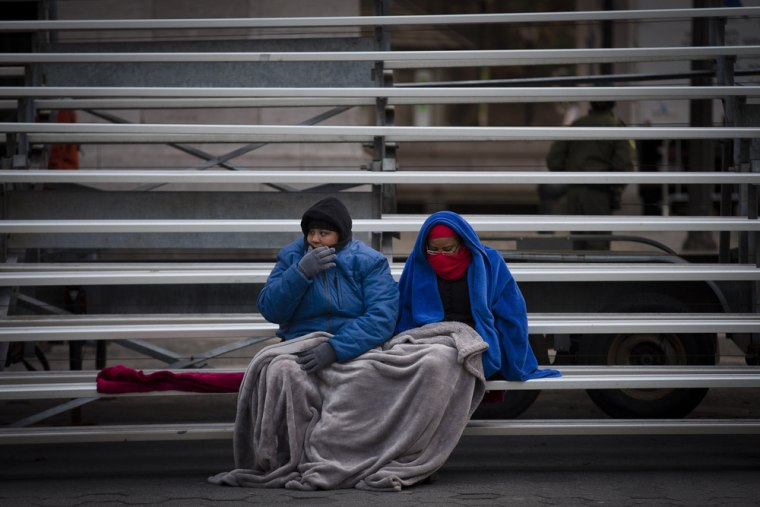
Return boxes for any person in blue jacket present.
[395,211,560,381]
[257,197,399,373]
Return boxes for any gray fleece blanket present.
[208,321,487,492]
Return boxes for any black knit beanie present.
[300,197,353,251]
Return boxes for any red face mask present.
[426,243,472,280]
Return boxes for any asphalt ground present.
[2,387,760,507]
[2,433,760,507]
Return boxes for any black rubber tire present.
[471,335,549,419]
[580,293,716,419]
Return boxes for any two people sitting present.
[217,197,560,490]
[258,197,558,382]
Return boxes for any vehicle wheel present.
[580,293,716,419]
[471,335,548,419]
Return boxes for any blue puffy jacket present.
[257,237,399,363]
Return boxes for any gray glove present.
[297,246,336,278]
[297,342,337,373]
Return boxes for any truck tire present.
[471,335,549,419]
[580,293,716,419]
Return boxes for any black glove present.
[297,246,336,278]
[297,342,337,373]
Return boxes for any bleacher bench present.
[1,6,759,444]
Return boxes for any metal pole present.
[372,0,391,254]
[683,0,718,253]
[713,13,736,263]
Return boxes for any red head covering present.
[425,224,472,280]
[428,223,457,239]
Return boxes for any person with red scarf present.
[395,211,560,382]
[424,223,475,327]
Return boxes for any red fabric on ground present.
[96,365,244,394]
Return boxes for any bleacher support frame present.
[1,5,759,443]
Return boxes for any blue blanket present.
[395,211,561,381]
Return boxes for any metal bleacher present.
[1,5,760,443]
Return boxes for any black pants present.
[566,186,612,251]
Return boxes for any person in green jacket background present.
[545,101,635,250]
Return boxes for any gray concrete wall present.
[47,0,371,185]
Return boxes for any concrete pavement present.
[2,432,760,506]
[2,388,760,506]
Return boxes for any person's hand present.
[297,246,336,278]
[297,342,337,373]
